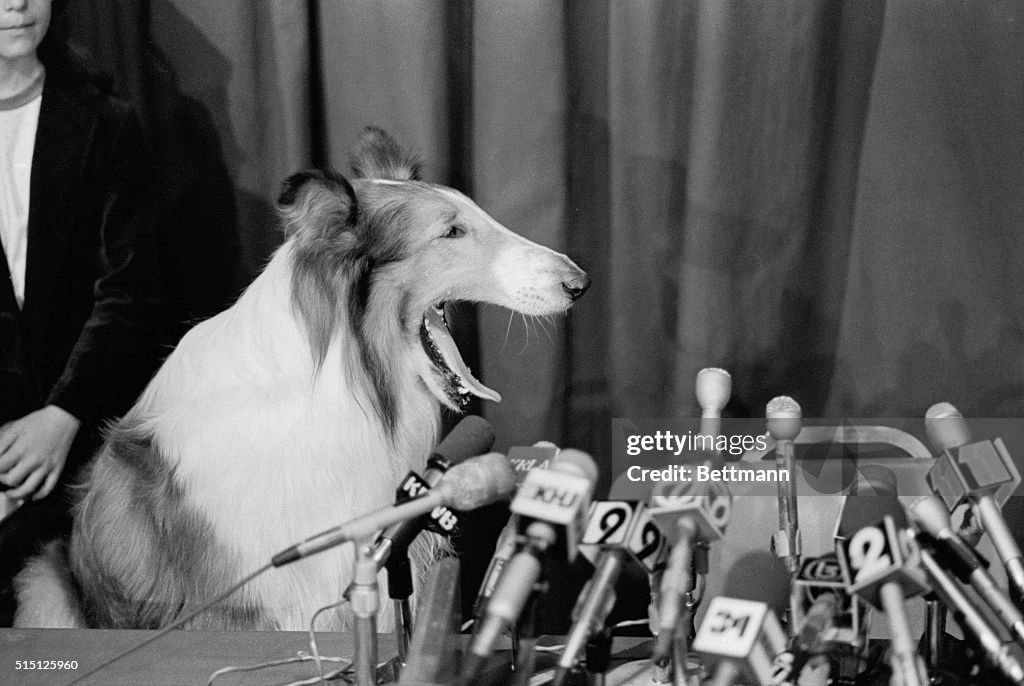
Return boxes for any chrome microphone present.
[696,367,731,441]
[767,396,802,576]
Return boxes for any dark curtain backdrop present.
[66,0,1024,494]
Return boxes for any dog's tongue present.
[424,308,502,403]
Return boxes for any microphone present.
[790,553,869,686]
[553,501,665,686]
[924,402,1024,608]
[271,453,516,567]
[791,554,855,652]
[908,494,1024,648]
[691,551,791,686]
[696,367,731,441]
[372,416,495,573]
[767,396,802,576]
[836,499,930,686]
[912,529,1024,684]
[472,443,561,623]
[464,449,598,680]
[647,459,732,661]
[833,463,905,542]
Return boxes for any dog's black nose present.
[562,274,591,302]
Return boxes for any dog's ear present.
[277,170,360,238]
[349,127,423,181]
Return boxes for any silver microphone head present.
[925,402,971,452]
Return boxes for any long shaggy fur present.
[14,127,588,632]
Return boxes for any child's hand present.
[0,405,81,501]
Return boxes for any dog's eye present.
[442,225,466,239]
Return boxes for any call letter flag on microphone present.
[693,597,788,686]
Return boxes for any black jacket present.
[0,70,165,474]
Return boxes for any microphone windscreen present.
[766,395,802,418]
[552,448,599,485]
[696,367,732,411]
[435,416,495,464]
[720,551,791,616]
[851,463,899,497]
[836,491,907,538]
[906,495,953,536]
[442,453,517,511]
[925,402,971,452]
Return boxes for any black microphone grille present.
[435,416,496,465]
[721,551,791,616]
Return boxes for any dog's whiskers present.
[501,309,515,352]
[519,312,532,354]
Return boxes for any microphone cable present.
[65,562,273,686]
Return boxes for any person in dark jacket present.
[0,0,166,625]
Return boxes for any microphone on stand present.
[472,443,560,624]
[351,544,381,686]
[553,501,665,686]
[835,499,930,686]
[271,453,516,567]
[696,367,731,441]
[366,416,495,668]
[924,402,1024,608]
[462,449,598,683]
[767,396,802,577]
[789,552,868,684]
[372,415,496,573]
[647,462,732,663]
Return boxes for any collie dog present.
[15,128,588,631]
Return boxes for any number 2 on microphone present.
[847,525,892,583]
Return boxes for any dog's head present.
[277,127,588,415]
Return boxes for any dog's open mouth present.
[420,305,502,408]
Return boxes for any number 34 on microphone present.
[692,597,787,674]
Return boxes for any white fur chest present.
[134,257,442,630]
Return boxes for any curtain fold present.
[64,0,1024,487]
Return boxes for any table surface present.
[0,628,654,686]
[0,627,398,686]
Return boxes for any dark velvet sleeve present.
[44,103,167,427]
